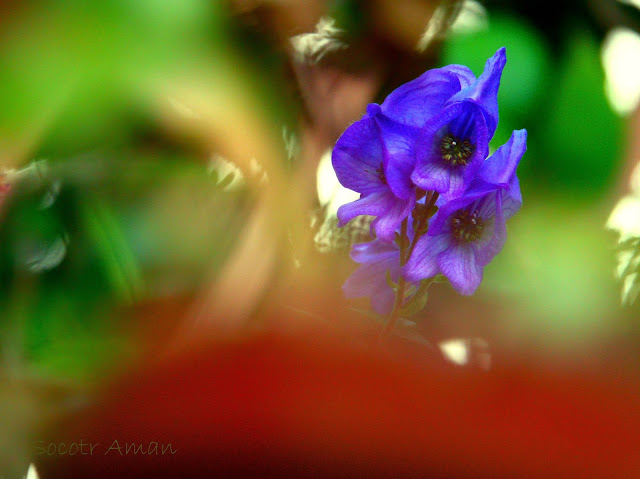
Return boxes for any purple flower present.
[379,64,477,128]
[332,62,481,242]
[403,129,527,295]
[343,233,424,315]
[334,48,526,308]
[411,48,507,200]
[332,104,418,242]
[343,239,402,315]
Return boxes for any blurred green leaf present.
[537,29,623,192]
[80,196,144,304]
[442,14,551,117]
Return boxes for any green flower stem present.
[406,192,439,263]
[381,217,409,338]
[382,276,406,337]
[414,276,435,298]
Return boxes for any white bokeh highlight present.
[602,27,640,115]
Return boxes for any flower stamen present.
[440,133,473,166]
[451,209,484,243]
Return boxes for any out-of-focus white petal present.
[290,17,345,64]
[24,235,69,273]
[607,196,640,240]
[208,154,245,191]
[449,0,488,35]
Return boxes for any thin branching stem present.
[382,218,409,338]
[406,192,439,264]
[382,276,406,337]
[381,191,439,338]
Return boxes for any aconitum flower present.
[332,62,484,242]
[403,130,527,295]
[411,48,507,200]
[332,105,418,242]
[379,64,477,128]
[343,236,424,315]
[343,239,402,315]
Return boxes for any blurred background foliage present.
[2,1,640,473]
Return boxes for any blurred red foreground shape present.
[39,324,640,478]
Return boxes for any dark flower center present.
[450,209,484,243]
[440,133,473,166]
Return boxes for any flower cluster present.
[332,48,527,315]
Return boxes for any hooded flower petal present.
[478,129,525,186]
[333,104,419,242]
[345,234,427,314]
[369,189,416,242]
[473,190,505,266]
[373,109,419,200]
[333,104,418,200]
[380,65,476,128]
[331,113,389,196]
[403,234,449,282]
[344,259,397,315]
[411,100,490,200]
[500,189,522,221]
[337,191,397,227]
[477,128,527,206]
[350,239,398,263]
[337,190,414,242]
[343,240,402,315]
[438,243,483,295]
[448,47,507,139]
[445,65,478,89]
